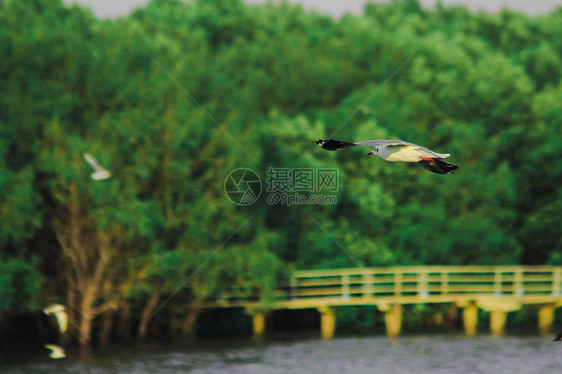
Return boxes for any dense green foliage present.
[1,0,561,353]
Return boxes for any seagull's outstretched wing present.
[354,139,412,147]
[317,138,420,150]
[355,139,450,158]
[83,153,105,171]
[315,139,357,151]
[45,344,66,359]
[43,304,68,334]
[83,152,111,180]
[317,139,450,158]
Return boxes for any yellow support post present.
[318,307,336,339]
[490,311,507,337]
[462,301,478,336]
[478,299,521,337]
[252,313,266,339]
[538,305,554,336]
[379,303,402,338]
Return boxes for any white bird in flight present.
[316,138,458,174]
[43,304,68,334]
[83,152,111,180]
[44,344,66,359]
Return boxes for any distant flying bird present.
[43,304,68,334]
[554,332,562,342]
[44,344,66,359]
[83,152,111,180]
[316,139,459,174]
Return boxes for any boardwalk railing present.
[208,266,562,338]
[280,266,562,306]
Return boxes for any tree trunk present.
[169,302,181,337]
[78,283,100,357]
[117,299,131,341]
[99,311,113,347]
[180,305,201,337]
[62,279,77,347]
[137,279,163,343]
[78,307,93,357]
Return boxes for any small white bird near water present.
[43,304,68,334]
[317,138,458,174]
[83,152,111,180]
[44,344,66,359]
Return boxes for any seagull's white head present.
[367,146,379,156]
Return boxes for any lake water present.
[2,334,560,374]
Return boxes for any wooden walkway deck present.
[206,266,562,338]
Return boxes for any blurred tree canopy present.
[1,0,561,354]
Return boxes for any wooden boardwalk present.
[206,266,562,338]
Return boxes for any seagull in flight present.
[316,139,458,174]
[44,344,66,359]
[43,304,68,334]
[83,152,111,180]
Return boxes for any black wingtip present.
[316,139,357,151]
[553,332,562,342]
[417,158,459,174]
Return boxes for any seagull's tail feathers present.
[316,139,357,151]
[418,158,458,174]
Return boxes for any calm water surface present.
[2,334,560,374]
